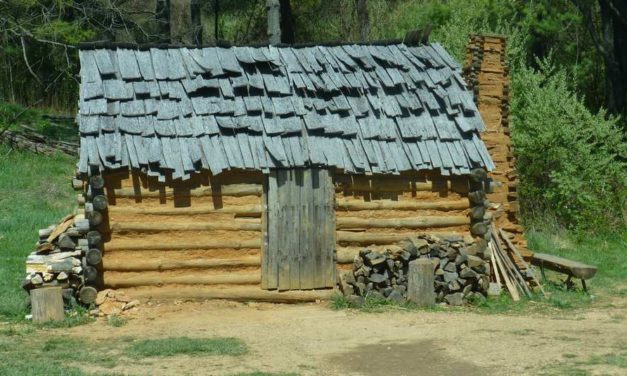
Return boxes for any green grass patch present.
[0,143,76,320]
[106,315,127,328]
[128,337,248,358]
[0,102,77,142]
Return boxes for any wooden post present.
[31,287,65,323]
[407,259,436,307]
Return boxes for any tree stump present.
[31,286,65,323]
[407,259,436,307]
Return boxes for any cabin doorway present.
[261,168,336,290]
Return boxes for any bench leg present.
[564,275,574,290]
[581,279,588,293]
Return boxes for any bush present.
[511,58,627,231]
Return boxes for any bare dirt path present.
[65,299,627,376]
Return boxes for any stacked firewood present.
[22,173,107,306]
[339,234,492,306]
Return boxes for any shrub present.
[511,58,627,231]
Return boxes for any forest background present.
[0,0,625,234]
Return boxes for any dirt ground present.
[58,296,627,376]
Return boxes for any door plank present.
[265,171,279,289]
[299,168,314,289]
[277,170,291,291]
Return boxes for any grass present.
[0,329,250,375]
[0,143,76,320]
[128,337,248,358]
[0,101,78,142]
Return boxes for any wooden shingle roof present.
[77,42,494,181]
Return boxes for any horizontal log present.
[104,271,260,288]
[108,204,262,216]
[336,230,467,245]
[105,239,262,251]
[110,221,261,232]
[115,285,335,303]
[336,180,442,192]
[336,199,469,211]
[111,184,262,198]
[103,256,261,271]
[336,215,468,229]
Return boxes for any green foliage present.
[0,143,75,320]
[33,20,96,45]
[128,337,248,358]
[511,59,627,231]
[107,314,128,328]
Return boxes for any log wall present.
[333,171,473,272]
[100,169,264,294]
[99,169,474,297]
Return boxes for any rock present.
[443,262,457,273]
[459,267,478,279]
[42,273,54,282]
[96,289,113,306]
[467,255,484,268]
[89,309,100,317]
[31,274,43,285]
[99,300,123,316]
[445,248,458,260]
[386,290,404,304]
[448,279,461,292]
[345,271,356,285]
[354,282,366,296]
[398,239,417,256]
[369,273,387,284]
[56,272,68,281]
[367,290,384,301]
[443,272,459,282]
[455,254,468,266]
[123,300,140,311]
[444,292,464,306]
[462,284,473,297]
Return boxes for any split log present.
[110,221,261,233]
[104,271,261,287]
[105,239,261,251]
[31,286,65,323]
[336,199,469,211]
[336,215,468,230]
[103,255,261,271]
[111,184,262,198]
[115,285,334,303]
[108,204,263,216]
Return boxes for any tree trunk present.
[279,0,294,44]
[156,0,171,43]
[603,0,627,114]
[267,0,281,45]
[355,0,369,42]
[191,0,203,45]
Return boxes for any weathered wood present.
[78,286,98,304]
[407,259,436,307]
[31,287,65,323]
[289,169,300,290]
[336,215,468,229]
[85,248,102,266]
[323,169,336,287]
[336,180,444,192]
[89,175,105,189]
[277,169,290,291]
[87,211,103,227]
[104,271,261,287]
[264,170,279,289]
[111,183,262,198]
[92,195,108,211]
[105,239,261,251]
[72,178,84,190]
[299,168,314,289]
[103,255,261,271]
[335,199,469,211]
[336,231,467,245]
[110,221,261,232]
[117,285,335,303]
[46,215,74,243]
[108,204,263,216]
[490,241,520,301]
[260,178,269,290]
[531,253,597,280]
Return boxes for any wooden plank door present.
[262,168,335,290]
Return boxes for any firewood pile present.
[1,124,78,156]
[22,174,107,308]
[339,234,492,306]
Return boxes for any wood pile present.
[1,124,78,156]
[22,172,107,307]
[339,234,492,306]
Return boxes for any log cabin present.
[73,39,495,302]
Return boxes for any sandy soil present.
[59,296,627,376]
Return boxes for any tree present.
[355,0,369,42]
[573,0,627,115]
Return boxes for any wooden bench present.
[531,253,597,292]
